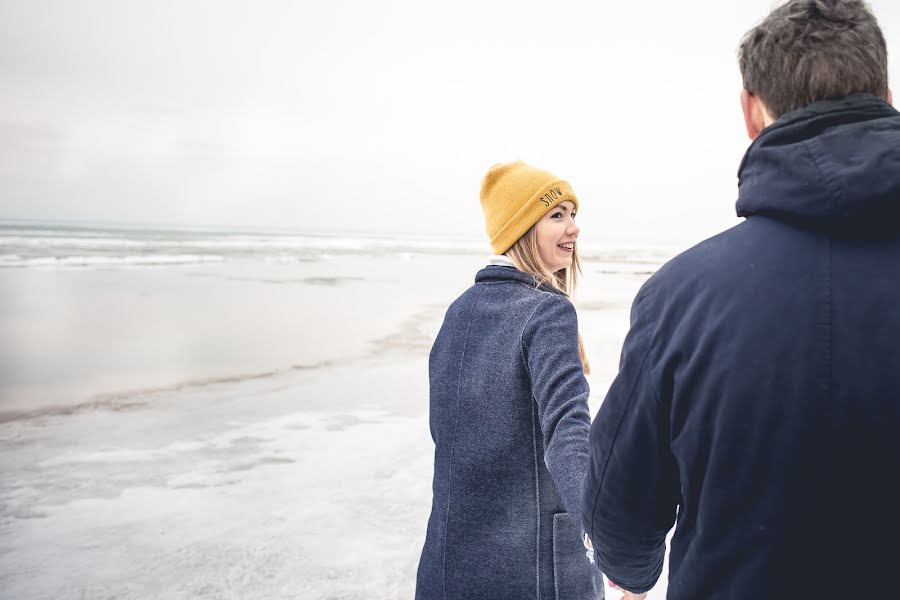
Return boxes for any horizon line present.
[0,216,691,248]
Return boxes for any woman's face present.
[534,200,579,273]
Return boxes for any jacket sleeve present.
[521,293,592,532]
[580,283,680,594]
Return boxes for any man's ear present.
[740,89,768,141]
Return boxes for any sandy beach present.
[0,224,674,599]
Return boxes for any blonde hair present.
[505,226,591,375]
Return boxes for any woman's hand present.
[582,532,595,564]
[608,580,649,600]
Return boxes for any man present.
[581,1,900,598]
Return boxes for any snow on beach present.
[0,223,675,599]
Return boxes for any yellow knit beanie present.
[479,161,578,255]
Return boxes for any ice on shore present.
[0,357,435,600]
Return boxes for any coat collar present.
[475,265,567,296]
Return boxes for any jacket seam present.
[441,285,485,600]
[828,241,833,407]
[824,238,833,424]
[802,139,846,214]
[519,294,556,371]
[531,387,542,599]
[641,293,667,411]
[805,141,837,420]
[552,513,561,600]
[588,344,654,587]
[519,294,555,600]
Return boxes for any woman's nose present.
[568,220,580,237]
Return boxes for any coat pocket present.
[552,512,605,600]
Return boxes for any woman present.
[415,161,604,599]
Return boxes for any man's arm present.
[581,284,680,595]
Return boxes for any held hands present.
[583,534,650,600]
[608,580,649,600]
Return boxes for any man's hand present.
[608,580,649,600]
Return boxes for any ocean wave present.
[0,224,680,268]
[0,232,485,254]
[0,254,226,267]
[1,236,153,248]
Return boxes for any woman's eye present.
[571,213,576,219]
[551,212,562,218]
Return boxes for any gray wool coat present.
[415,265,604,600]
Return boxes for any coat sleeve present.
[521,293,592,532]
[580,283,680,594]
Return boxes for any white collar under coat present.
[487,254,516,268]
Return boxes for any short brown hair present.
[739,0,889,118]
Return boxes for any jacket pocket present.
[552,512,605,600]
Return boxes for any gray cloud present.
[1,0,898,243]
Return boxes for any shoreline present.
[0,296,448,424]
[0,286,631,424]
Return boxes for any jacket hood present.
[736,94,900,235]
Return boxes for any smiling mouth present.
[557,243,574,252]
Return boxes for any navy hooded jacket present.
[581,94,900,599]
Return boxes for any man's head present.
[738,0,891,138]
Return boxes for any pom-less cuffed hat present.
[479,161,578,254]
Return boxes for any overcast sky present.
[1,0,898,244]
